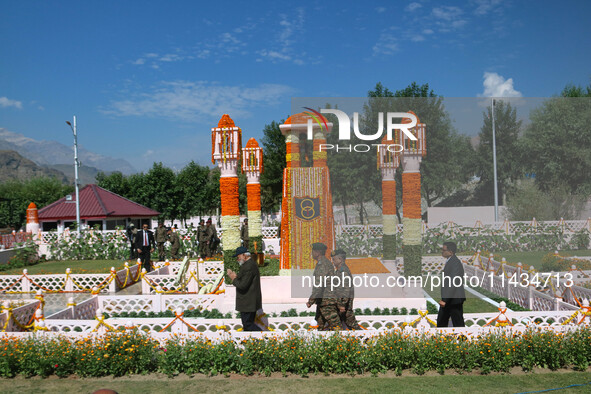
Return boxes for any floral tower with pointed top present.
[378,134,401,269]
[212,114,242,272]
[242,137,264,262]
[400,111,426,276]
[279,112,334,272]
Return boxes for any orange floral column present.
[212,114,242,271]
[378,136,400,265]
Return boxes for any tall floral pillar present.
[279,113,334,272]
[242,138,264,264]
[212,114,242,274]
[378,136,400,269]
[400,111,426,277]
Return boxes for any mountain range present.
[0,128,136,175]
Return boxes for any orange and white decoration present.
[212,114,242,253]
[378,135,400,266]
[242,138,263,250]
[25,202,40,237]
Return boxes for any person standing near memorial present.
[227,246,262,331]
[197,219,207,258]
[306,243,334,329]
[331,249,362,330]
[205,218,218,257]
[155,220,168,261]
[125,220,137,260]
[240,218,249,250]
[167,227,181,260]
[135,223,155,272]
[437,241,466,328]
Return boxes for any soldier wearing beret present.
[331,249,362,330]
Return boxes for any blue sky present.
[1,0,590,172]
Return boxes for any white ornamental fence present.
[0,262,141,294]
[36,218,591,246]
[4,305,591,341]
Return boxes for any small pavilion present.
[37,184,160,232]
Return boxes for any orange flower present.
[246,184,261,212]
[402,172,421,219]
[382,180,396,215]
[220,177,239,216]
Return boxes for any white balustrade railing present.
[35,309,586,336]
[0,263,141,294]
[1,299,41,332]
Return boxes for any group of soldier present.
[307,242,362,330]
[126,220,181,262]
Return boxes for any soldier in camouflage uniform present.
[155,221,168,261]
[197,219,207,258]
[167,227,181,260]
[306,243,341,330]
[331,249,362,330]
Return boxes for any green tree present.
[391,82,475,208]
[474,100,523,205]
[260,120,286,214]
[522,95,591,195]
[0,177,73,228]
[175,161,210,223]
[95,171,129,196]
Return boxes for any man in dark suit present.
[227,246,262,331]
[135,223,155,272]
[437,241,466,327]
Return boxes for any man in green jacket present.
[227,246,262,331]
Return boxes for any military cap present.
[311,242,327,251]
[331,249,347,258]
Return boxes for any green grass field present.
[422,277,499,313]
[1,371,590,393]
[486,249,591,270]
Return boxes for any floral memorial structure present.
[279,112,335,271]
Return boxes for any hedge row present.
[1,328,590,377]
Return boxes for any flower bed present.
[1,328,591,377]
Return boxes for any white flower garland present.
[402,217,422,245]
[221,215,241,250]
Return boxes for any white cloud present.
[0,97,23,109]
[410,34,425,42]
[473,0,503,15]
[143,150,154,158]
[376,7,386,13]
[405,2,422,12]
[479,72,522,97]
[373,33,399,55]
[423,29,434,34]
[132,58,145,65]
[432,6,463,21]
[102,81,293,122]
[257,50,292,62]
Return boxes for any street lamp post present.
[66,116,81,238]
[492,98,499,222]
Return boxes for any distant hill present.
[0,150,69,183]
[0,128,136,174]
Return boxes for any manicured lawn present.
[0,259,128,275]
[488,249,591,270]
[2,371,590,393]
[423,277,499,313]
